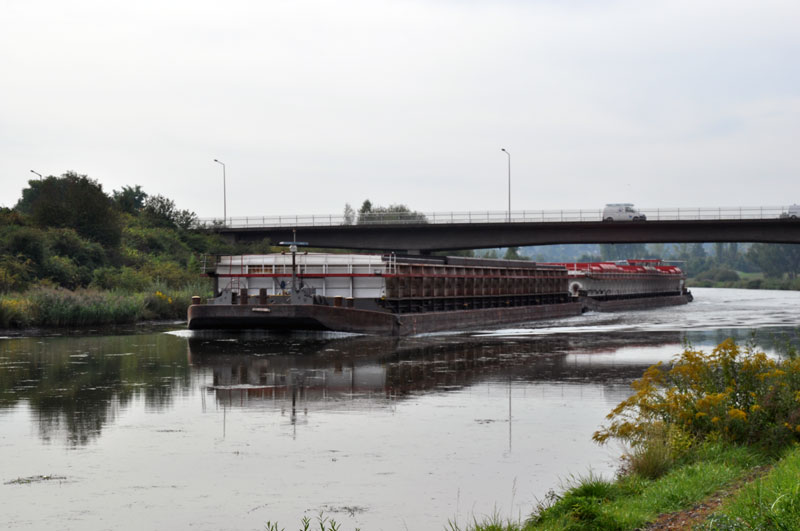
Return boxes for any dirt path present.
[641,465,771,530]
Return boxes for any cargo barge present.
[187,250,691,335]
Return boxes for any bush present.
[594,339,800,451]
[0,256,34,293]
[42,255,81,289]
[90,266,151,292]
[45,228,106,268]
[696,268,740,283]
[0,296,34,327]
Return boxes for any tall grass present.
[700,445,800,530]
[28,287,145,326]
[0,279,212,328]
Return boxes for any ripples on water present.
[0,288,799,530]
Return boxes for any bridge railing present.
[197,206,794,228]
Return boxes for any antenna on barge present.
[279,229,309,301]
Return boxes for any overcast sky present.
[2,0,799,219]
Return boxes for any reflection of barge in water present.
[187,252,691,335]
[187,332,680,408]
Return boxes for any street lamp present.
[501,148,510,222]
[30,170,43,180]
[213,159,227,226]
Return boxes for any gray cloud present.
[2,0,799,218]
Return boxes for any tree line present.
[1,172,268,293]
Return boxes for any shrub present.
[90,266,151,292]
[0,296,34,327]
[593,339,800,451]
[42,255,81,289]
[0,256,34,293]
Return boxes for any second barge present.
[187,252,691,335]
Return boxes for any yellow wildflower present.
[727,408,747,422]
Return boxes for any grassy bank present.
[0,281,211,328]
[687,275,800,291]
[699,444,800,530]
[453,339,800,531]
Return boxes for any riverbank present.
[461,338,800,530]
[0,283,208,328]
[688,276,800,291]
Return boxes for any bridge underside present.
[219,220,800,253]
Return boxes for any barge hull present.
[188,302,584,336]
[580,293,692,313]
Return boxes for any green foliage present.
[599,243,649,261]
[123,224,192,260]
[112,185,148,214]
[142,194,198,229]
[24,288,145,327]
[526,443,767,531]
[44,228,107,269]
[355,199,427,224]
[503,247,529,261]
[696,267,740,283]
[90,266,151,292]
[748,243,800,280]
[263,512,352,531]
[0,279,212,328]
[0,256,33,293]
[700,445,800,531]
[0,295,34,327]
[594,339,800,451]
[42,255,83,289]
[16,172,123,247]
[4,225,48,264]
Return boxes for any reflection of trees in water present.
[6,327,776,446]
[0,334,190,445]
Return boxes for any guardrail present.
[197,206,798,229]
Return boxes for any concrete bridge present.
[202,206,800,253]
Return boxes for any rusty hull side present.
[395,302,582,335]
[579,294,691,313]
[188,304,399,334]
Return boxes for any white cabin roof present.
[215,253,387,267]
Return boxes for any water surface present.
[1,288,799,530]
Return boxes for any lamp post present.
[213,159,227,226]
[501,148,510,222]
[30,170,43,180]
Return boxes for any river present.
[1,288,799,530]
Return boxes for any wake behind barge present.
[187,252,691,335]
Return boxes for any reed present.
[0,278,212,328]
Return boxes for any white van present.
[780,204,800,219]
[602,203,646,221]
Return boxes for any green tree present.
[15,172,123,247]
[356,200,427,224]
[503,247,529,260]
[113,185,148,214]
[599,243,649,261]
[747,244,800,279]
[143,194,197,229]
